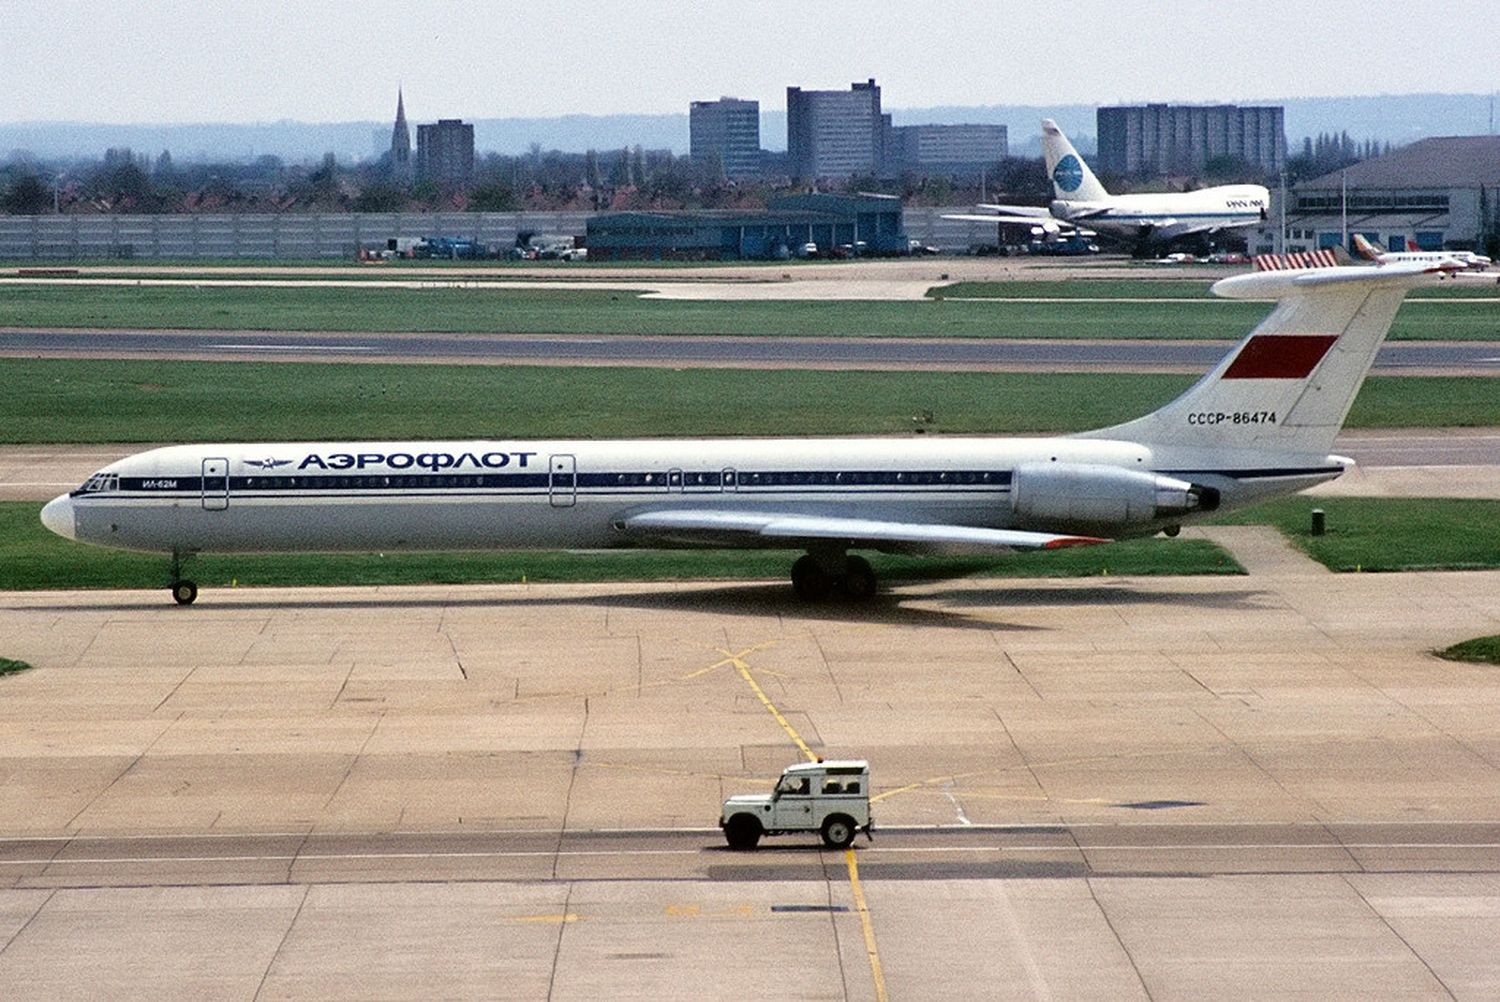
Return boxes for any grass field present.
[2,282,1496,340]
[0,501,1241,592]
[3,359,1498,443]
[1436,636,1500,664]
[1211,497,1500,572]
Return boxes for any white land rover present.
[719,760,872,850]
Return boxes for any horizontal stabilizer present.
[1212,260,1449,299]
[622,509,1107,554]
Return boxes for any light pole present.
[1278,169,1287,254]
[53,173,65,213]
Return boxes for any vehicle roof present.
[783,759,868,774]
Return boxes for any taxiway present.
[0,571,1497,998]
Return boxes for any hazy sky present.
[5,1,1499,123]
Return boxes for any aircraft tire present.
[171,580,198,606]
[841,556,877,601]
[791,555,834,602]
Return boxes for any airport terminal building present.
[584,193,906,260]
[1288,136,1500,253]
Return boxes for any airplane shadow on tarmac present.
[30,579,1271,631]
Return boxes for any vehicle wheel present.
[840,556,877,601]
[820,815,856,849]
[171,580,198,606]
[724,814,762,851]
[791,555,834,602]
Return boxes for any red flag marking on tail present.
[1222,334,1340,380]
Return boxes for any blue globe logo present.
[1052,154,1085,193]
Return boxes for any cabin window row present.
[113,469,1016,493]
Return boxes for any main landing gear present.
[790,552,877,603]
[169,551,198,606]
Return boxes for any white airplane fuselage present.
[1051,185,1269,241]
[44,435,1335,556]
[1376,250,1491,272]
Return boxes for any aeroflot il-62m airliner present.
[41,264,1441,605]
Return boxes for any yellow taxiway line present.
[712,644,888,1001]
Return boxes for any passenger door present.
[548,454,576,508]
[201,458,229,511]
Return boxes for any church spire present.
[390,88,411,171]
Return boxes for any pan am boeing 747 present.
[951,119,1269,254]
[41,264,1440,605]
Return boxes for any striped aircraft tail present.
[1253,247,1347,271]
[1352,233,1384,261]
[1078,263,1441,455]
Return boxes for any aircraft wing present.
[976,203,1052,217]
[942,213,1068,231]
[621,509,1107,555]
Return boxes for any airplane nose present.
[40,495,76,541]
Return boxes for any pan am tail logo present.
[1052,154,1085,193]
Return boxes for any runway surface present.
[5,326,1500,373]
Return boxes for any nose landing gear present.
[790,551,877,603]
[169,551,198,606]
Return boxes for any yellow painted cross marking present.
[714,646,817,763]
[680,641,778,680]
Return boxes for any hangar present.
[1288,135,1500,255]
[584,192,906,261]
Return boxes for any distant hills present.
[3,93,1495,163]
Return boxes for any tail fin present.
[1352,233,1383,261]
[1078,264,1442,455]
[1041,119,1109,202]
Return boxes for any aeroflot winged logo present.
[1052,154,1085,193]
[243,457,293,470]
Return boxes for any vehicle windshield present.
[72,472,119,496]
[775,774,811,796]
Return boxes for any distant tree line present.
[4,133,1392,215]
[1284,132,1393,182]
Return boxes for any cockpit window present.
[74,473,120,495]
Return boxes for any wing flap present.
[621,509,1107,553]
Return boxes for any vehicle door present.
[201,458,229,511]
[771,773,815,829]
